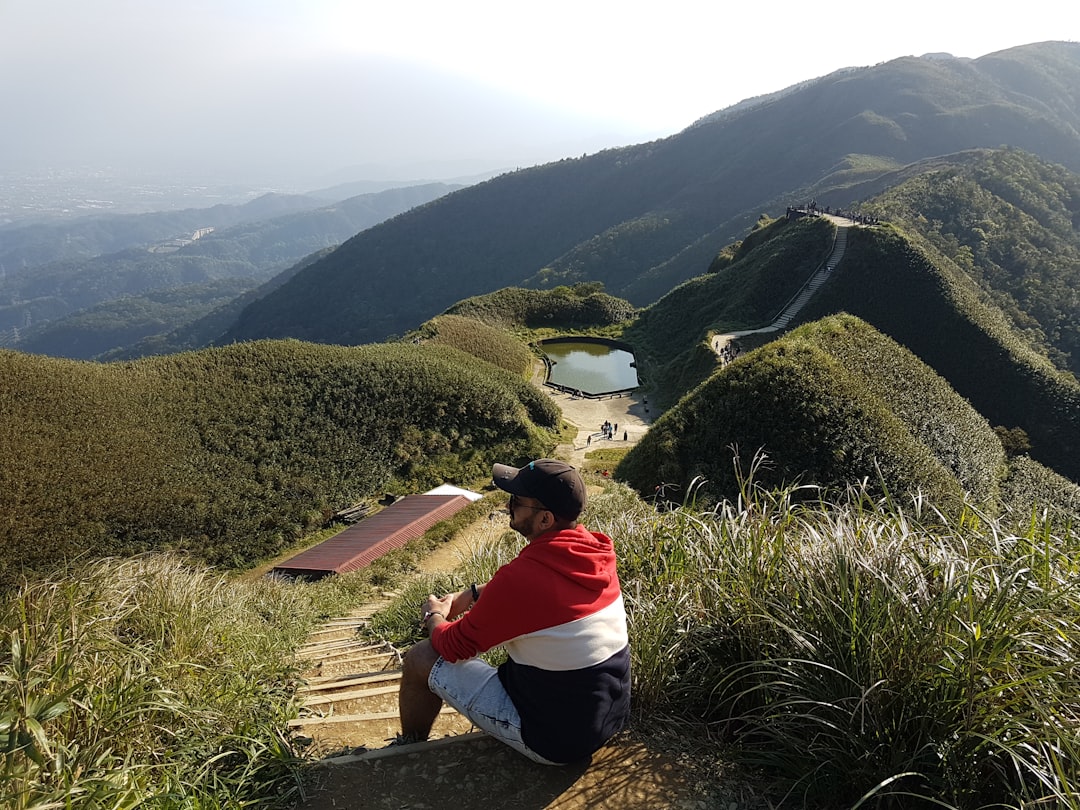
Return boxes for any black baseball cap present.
[492,459,586,521]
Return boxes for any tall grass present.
[0,554,375,810]
[584,477,1080,809]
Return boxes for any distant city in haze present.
[0,159,509,227]
[0,167,273,225]
[0,133,637,227]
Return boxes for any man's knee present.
[402,639,441,683]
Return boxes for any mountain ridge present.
[2,183,461,356]
[221,41,1080,348]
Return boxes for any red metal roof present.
[271,494,472,579]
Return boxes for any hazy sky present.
[2,0,1076,186]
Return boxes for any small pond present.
[541,339,639,396]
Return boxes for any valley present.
[2,39,1080,810]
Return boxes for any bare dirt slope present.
[298,734,707,809]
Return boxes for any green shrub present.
[0,340,556,585]
[445,284,637,330]
[618,315,993,512]
[596,479,1080,809]
[1001,455,1080,530]
[410,314,534,374]
[799,226,1080,483]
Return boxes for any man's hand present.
[421,592,455,631]
[424,592,454,617]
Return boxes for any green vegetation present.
[408,315,535,375]
[0,340,556,585]
[624,215,834,407]
[443,284,636,332]
[9,473,1078,809]
[799,224,1080,483]
[863,148,1080,378]
[364,479,1080,808]
[614,480,1080,808]
[578,447,631,475]
[0,542,464,809]
[107,248,338,362]
[17,278,257,360]
[0,555,305,809]
[619,315,1000,512]
[1000,455,1080,529]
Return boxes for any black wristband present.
[471,583,480,602]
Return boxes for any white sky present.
[1,0,1076,185]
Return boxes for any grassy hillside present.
[443,283,637,332]
[11,480,1080,808]
[0,340,557,586]
[624,215,835,407]
[798,225,1080,482]
[220,43,1080,349]
[617,315,1003,511]
[598,481,1080,808]
[409,314,535,375]
[858,147,1080,377]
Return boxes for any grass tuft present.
[588,476,1080,809]
[0,553,383,808]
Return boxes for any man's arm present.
[422,582,485,633]
[447,581,482,618]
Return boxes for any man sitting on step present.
[397,458,631,764]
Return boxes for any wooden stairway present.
[292,604,479,762]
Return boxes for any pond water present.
[542,341,638,396]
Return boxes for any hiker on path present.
[397,459,631,764]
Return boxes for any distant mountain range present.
[6,59,1080,583]
[219,41,1080,347]
[0,183,461,357]
[5,42,1078,363]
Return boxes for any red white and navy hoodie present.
[430,523,631,763]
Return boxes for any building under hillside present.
[271,486,482,580]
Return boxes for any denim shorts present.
[428,656,559,765]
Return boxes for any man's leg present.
[398,639,443,740]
